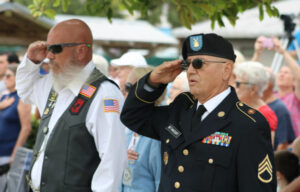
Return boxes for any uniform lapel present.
[180,100,197,140]
[183,88,238,147]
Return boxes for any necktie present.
[191,105,207,131]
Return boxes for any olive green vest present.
[28,69,113,192]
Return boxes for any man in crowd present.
[262,67,295,150]
[121,33,276,191]
[110,52,147,96]
[16,19,127,192]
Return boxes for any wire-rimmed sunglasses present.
[125,82,133,93]
[46,43,91,54]
[235,81,254,88]
[181,58,227,70]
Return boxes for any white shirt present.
[16,55,127,192]
[197,87,231,120]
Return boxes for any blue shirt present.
[120,129,161,192]
[288,30,300,65]
[268,99,295,150]
[0,91,21,156]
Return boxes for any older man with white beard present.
[16,19,127,192]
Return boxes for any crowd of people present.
[0,18,299,192]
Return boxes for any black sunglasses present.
[125,82,133,93]
[181,58,227,70]
[235,81,254,88]
[46,43,91,54]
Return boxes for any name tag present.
[165,124,182,139]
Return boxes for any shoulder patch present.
[258,154,273,183]
[103,99,120,113]
[235,102,256,123]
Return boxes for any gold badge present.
[248,109,256,115]
[163,152,168,165]
[43,108,49,115]
[258,154,273,183]
[193,38,199,47]
[218,111,225,117]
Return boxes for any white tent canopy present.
[56,15,178,47]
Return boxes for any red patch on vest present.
[70,97,86,115]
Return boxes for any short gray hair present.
[234,61,269,97]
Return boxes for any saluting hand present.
[148,59,182,87]
[27,41,48,64]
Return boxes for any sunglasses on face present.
[235,81,253,88]
[46,43,91,54]
[125,82,133,93]
[181,58,227,70]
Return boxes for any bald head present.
[49,19,93,44]
[47,19,93,65]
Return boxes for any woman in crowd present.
[234,61,277,145]
[0,64,31,191]
[120,66,162,192]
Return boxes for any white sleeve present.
[16,54,52,113]
[86,81,127,192]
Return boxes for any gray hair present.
[174,71,189,92]
[234,61,269,97]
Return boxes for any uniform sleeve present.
[121,73,169,140]
[237,118,277,192]
[148,139,162,192]
[86,81,127,192]
[16,54,51,112]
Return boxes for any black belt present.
[0,163,9,176]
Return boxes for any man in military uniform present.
[121,33,276,192]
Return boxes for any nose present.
[187,63,197,74]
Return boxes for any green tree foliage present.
[17,0,279,29]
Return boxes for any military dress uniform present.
[121,73,276,192]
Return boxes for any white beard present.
[50,64,85,92]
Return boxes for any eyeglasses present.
[5,74,13,78]
[125,82,133,93]
[235,81,254,88]
[181,58,227,70]
[46,43,91,54]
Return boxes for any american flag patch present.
[103,99,120,113]
[80,84,96,98]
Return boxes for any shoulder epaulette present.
[235,101,256,123]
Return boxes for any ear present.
[250,85,258,96]
[75,45,87,61]
[222,62,233,81]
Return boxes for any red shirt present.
[258,105,278,132]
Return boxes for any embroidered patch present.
[202,131,232,147]
[103,99,120,113]
[165,124,182,139]
[80,84,96,98]
[190,35,203,51]
[70,97,86,115]
[258,154,273,183]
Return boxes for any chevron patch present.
[257,154,273,183]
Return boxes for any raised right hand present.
[0,96,15,110]
[148,59,182,86]
[27,41,48,64]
